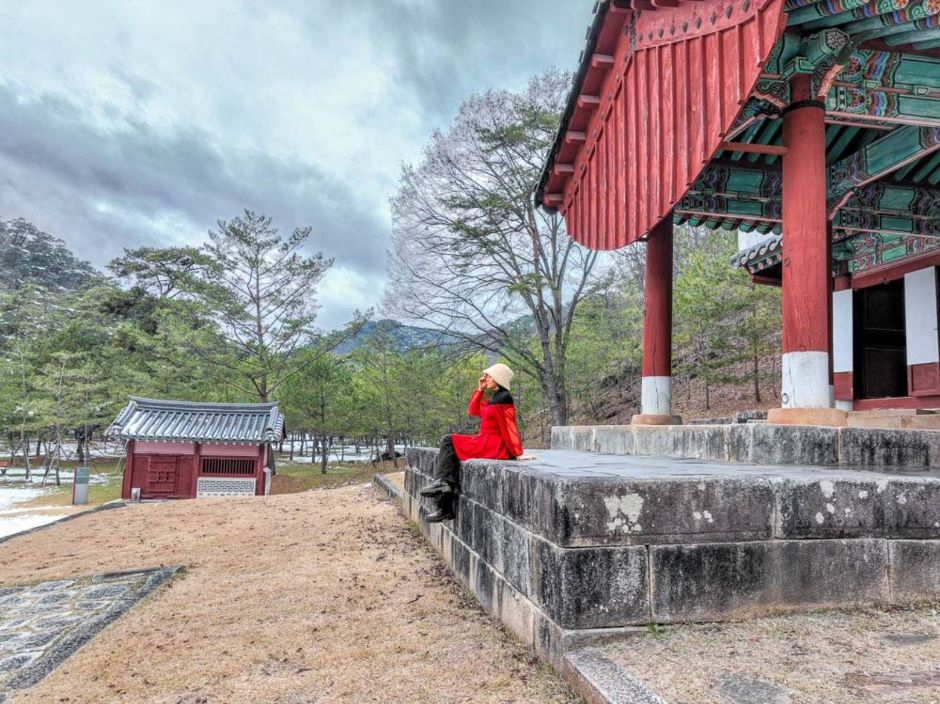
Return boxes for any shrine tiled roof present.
[107,397,285,444]
[730,233,783,272]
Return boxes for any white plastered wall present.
[904,267,939,366]
[832,289,854,374]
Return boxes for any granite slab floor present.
[0,567,178,701]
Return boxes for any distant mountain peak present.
[332,319,457,354]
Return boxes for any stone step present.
[551,423,940,469]
[850,408,940,417]
[848,412,940,430]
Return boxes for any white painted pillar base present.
[835,399,854,411]
[641,376,672,416]
[781,351,831,408]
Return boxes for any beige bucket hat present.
[483,363,514,391]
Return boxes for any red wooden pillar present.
[635,215,679,423]
[121,440,135,500]
[779,74,831,410]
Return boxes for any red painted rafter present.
[557,0,788,250]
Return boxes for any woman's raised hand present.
[478,375,487,391]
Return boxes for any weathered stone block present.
[459,460,504,511]
[500,467,562,541]
[554,476,776,547]
[633,425,728,461]
[593,426,635,455]
[572,426,596,452]
[472,550,497,614]
[536,542,649,629]
[839,428,940,469]
[550,426,595,451]
[499,514,533,598]
[671,425,729,461]
[450,534,472,588]
[887,478,940,538]
[406,447,436,475]
[728,424,839,466]
[551,425,574,450]
[650,539,889,623]
[455,496,475,549]
[889,540,940,602]
[496,578,537,648]
[767,407,847,427]
[775,477,889,539]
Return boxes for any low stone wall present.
[552,423,940,468]
[402,446,940,664]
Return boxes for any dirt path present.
[0,483,577,703]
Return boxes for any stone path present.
[0,567,178,700]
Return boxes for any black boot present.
[425,495,455,523]
[425,506,455,523]
[420,479,455,498]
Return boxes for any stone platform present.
[553,422,940,468]
[403,441,940,665]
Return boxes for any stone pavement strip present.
[0,566,180,701]
[563,647,666,704]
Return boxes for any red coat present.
[452,389,523,461]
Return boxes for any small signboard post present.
[72,468,90,505]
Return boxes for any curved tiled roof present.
[107,397,285,444]
[730,233,783,272]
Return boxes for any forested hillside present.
[0,218,97,292]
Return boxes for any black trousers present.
[433,434,460,486]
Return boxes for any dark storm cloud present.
[329,0,589,122]
[0,1,591,327]
[0,83,387,272]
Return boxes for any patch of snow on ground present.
[0,485,67,539]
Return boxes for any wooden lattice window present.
[201,457,255,475]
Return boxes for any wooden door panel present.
[144,457,179,497]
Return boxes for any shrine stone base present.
[552,423,940,469]
[402,441,940,665]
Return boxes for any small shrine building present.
[537,0,940,423]
[108,397,285,500]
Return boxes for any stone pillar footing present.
[767,407,848,427]
[631,414,683,426]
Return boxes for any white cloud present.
[0,0,589,329]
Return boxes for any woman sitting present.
[421,363,523,523]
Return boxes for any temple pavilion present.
[537,0,940,424]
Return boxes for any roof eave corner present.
[536,0,616,210]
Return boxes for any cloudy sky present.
[0,1,588,328]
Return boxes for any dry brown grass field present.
[1,481,577,704]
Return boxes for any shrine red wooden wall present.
[547,0,787,249]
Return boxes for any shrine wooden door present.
[854,279,908,400]
[143,456,183,498]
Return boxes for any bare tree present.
[385,71,598,425]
